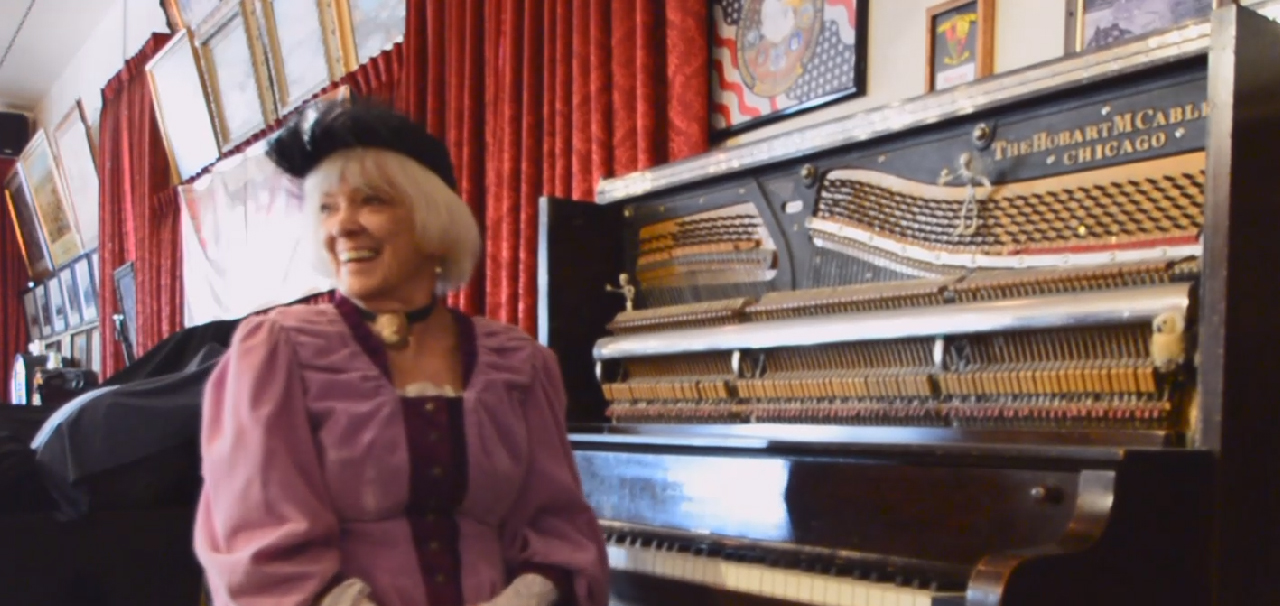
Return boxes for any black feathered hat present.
[266,97,458,190]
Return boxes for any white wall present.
[35,0,168,131]
[722,0,1264,147]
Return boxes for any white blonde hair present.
[302,147,481,294]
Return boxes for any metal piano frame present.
[537,4,1280,605]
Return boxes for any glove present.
[479,573,559,606]
[319,578,379,606]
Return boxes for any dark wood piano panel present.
[576,447,1084,568]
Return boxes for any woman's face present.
[319,179,437,305]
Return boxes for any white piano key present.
[605,542,962,606]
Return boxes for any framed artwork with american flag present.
[925,0,995,93]
[711,0,869,137]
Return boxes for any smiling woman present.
[192,98,609,606]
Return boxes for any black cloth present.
[101,318,239,387]
[32,344,225,518]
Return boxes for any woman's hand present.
[478,573,558,606]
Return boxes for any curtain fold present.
[0,158,29,392]
[98,33,173,379]
[401,0,711,334]
[135,188,184,352]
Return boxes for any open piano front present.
[537,4,1280,606]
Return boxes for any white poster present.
[179,141,333,327]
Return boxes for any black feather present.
[265,97,458,190]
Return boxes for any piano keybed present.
[605,533,966,606]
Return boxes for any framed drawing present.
[334,0,405,68]
[71,331,90,369]
[1066,0,1213,53]
[51,101,101,250]
[58,264,83,330]
[20,130,82,269]
[147,29,222,182]
[162,0,226,32]
[258,0,346,113]
[709,0,870,138]
[45,278,67,335]
[926,0,995,93]
[4,168,52,280]
[198,2,278,151]
[22,289,41,341]
[34,281,52,338]
[73,254,99,324]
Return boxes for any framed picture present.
[46,276,69,335]
[334,0,405,68]
[709,0,870,138]
[1066,0,1213,53]
[19,130,82,269]
[147,29,222,182]
[89,250,100,290]
[257,0,347,113]
[926,0,995,93]
[33,282,51,338]
[198,2,278,151]
[162,0,226,32]
[58,264,84,330]
[4,168,53,281]
[50,101,101,250]
[22,289,42,340]
[73,254,99,324]
[47,275,69,333]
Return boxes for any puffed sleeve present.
[500,345,610,606]
[194,315,344,606]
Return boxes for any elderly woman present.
[193,100,609,606]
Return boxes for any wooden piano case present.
[546,4,1280,605]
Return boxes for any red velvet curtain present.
[97,33,173,378]
[135,189,183,352]
[402,0,710,334]
[0,158,29,392]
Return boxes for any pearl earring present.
[434,265,443,275]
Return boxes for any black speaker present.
[0,112,31,158]
[536,195,625,423]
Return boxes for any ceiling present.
[0,0,120,111]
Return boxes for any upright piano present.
[539,5,1280,606]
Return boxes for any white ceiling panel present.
[0,0,120,111]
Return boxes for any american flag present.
[712,0,862,131]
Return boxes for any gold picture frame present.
[925,0,995,93]
[19,130,82,269]
[257,0,347,113]
[162,0,229,33]
[146,29,222,182]
[4,168,53,281]
[1065,0,1213,54]
[197,0,278,151]
[50,101,101,250]
[333,0,404,69]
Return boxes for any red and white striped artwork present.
[711,0,867,134]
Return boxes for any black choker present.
[357,297,437,349]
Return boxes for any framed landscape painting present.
[1066,0,1213,53]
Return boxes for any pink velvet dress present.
[193,296,610,606]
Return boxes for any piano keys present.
[536,4,1280,605]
